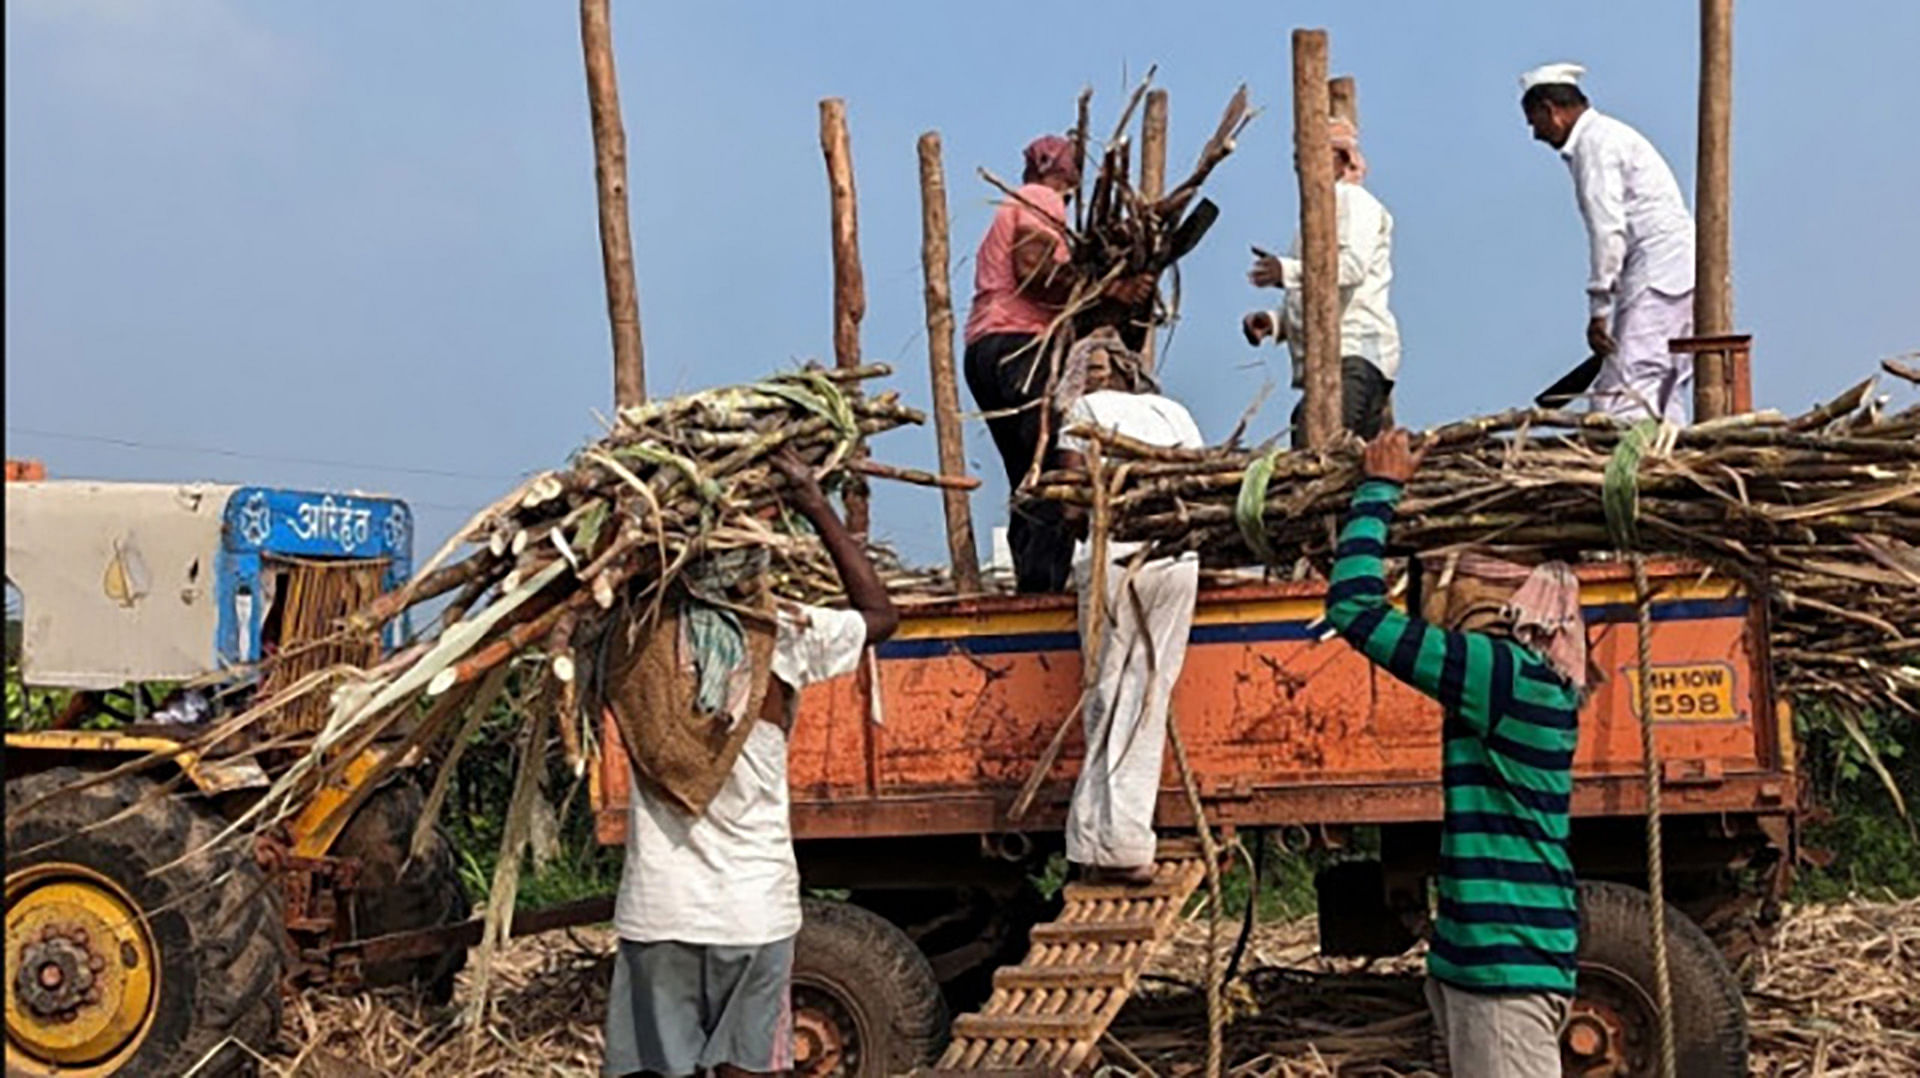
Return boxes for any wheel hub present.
[1564,963,1657,1077]
[790,984,860,1078]
[5,863,159,1070]
[14,929,105,1020]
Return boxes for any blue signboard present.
[215,487,414,666]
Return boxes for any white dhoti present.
[1592,288,1694,425]
[1065,554,1201,868]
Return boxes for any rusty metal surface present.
[596,561,1792,851]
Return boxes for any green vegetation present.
[1792,703,1920,902]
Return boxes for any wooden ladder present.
[925,839,1208,1075]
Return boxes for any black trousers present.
[963,332,1074,593]
[1290,356,1394,449]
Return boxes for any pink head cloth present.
[1023,135,1080,185]
[1449,553,1590,693]
[1328,117,1368,184]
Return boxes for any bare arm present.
[772,451,898,644]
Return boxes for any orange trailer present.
[593,558,1792,1074]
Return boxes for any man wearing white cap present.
[1522,62,1696,425]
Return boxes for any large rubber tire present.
[1572,880,1748,1077]
[5,767,287,1076]
[791,897,947,1078]
[330,779,471,1003]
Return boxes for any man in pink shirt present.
[963,135,1151,592]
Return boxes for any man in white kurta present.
[1522,62,1697,425]
[1053,336,1204,881]
[603,453,897,1078]
[1243,118,1403,446]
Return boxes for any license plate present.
[1624,661,1742,722]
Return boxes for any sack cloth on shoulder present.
[604,589,778,818]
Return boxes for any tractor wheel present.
[1564,880,1748,1077]
[5,767,287,1077]
[330,780,471,1003]
[790,898,946,1078]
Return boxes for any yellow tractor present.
[6,468,470,1075]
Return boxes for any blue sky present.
[7,1,1916,567]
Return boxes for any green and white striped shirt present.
[1326,479,1583,996]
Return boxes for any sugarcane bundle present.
[1027,375,1920,718]
[981,74,1251,360]
[135,363,938,910]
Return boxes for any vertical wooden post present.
[917,132,982,593]
[579,0,646,407]
[819,98,870,534]
[1693,0,1736,419]
[1138,89,1169,373]
[1292,29,1341,448]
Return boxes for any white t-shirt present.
[613,603,868,945]
[1059,390,1206,566]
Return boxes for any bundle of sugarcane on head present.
[137,367,942,1015]
[963,72,1249,592]
[1026,373,1920,718]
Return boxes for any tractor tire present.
[1567,879,1748,1077]
[330,779,471,1003]
[791,897,947,1078]
[5,766,287,1077]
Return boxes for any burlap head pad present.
[604,597,777,817]
[1419,555,1524,635]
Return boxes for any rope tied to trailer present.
[1609,417,1680,1078]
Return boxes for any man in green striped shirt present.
[1325,430,1589,1078]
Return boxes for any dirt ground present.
[271,897,1918,1077]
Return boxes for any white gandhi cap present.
[1520,62,1587,92]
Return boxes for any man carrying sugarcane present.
[600,450,898,1078]
[1522,62,1696,425]
[1243,115,1402,446]
[964,134,1155,593]
[1052,331,1204,884]
[1326,429,1591,1077]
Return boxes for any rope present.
[1234,448,1283,566]
[1167,712,1226,1078]
[1605,420,1679,1076]
[1632,554,1679,1078]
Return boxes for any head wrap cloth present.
[1421,552,1591,693]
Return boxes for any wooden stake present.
[1292,29,1341,448]
[1140,89,1169,373]
[579,0,646,407]
[1693,0,1736,419]
[819,98,870,534]
[918,132,983,593]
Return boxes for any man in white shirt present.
[1243,117,1403,447]
[1053,333,1205,883]
[602,450,898,1078]
[1522,61,1697,425]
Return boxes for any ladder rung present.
[1029,917,1160,944]
[950,1013,1100,1042]
[1155,837,1207,861]
[992,963,1133,991]
[1062,878,1187,902]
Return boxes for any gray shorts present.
[1425,977,1570,1078]
[604,937,794,1077]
